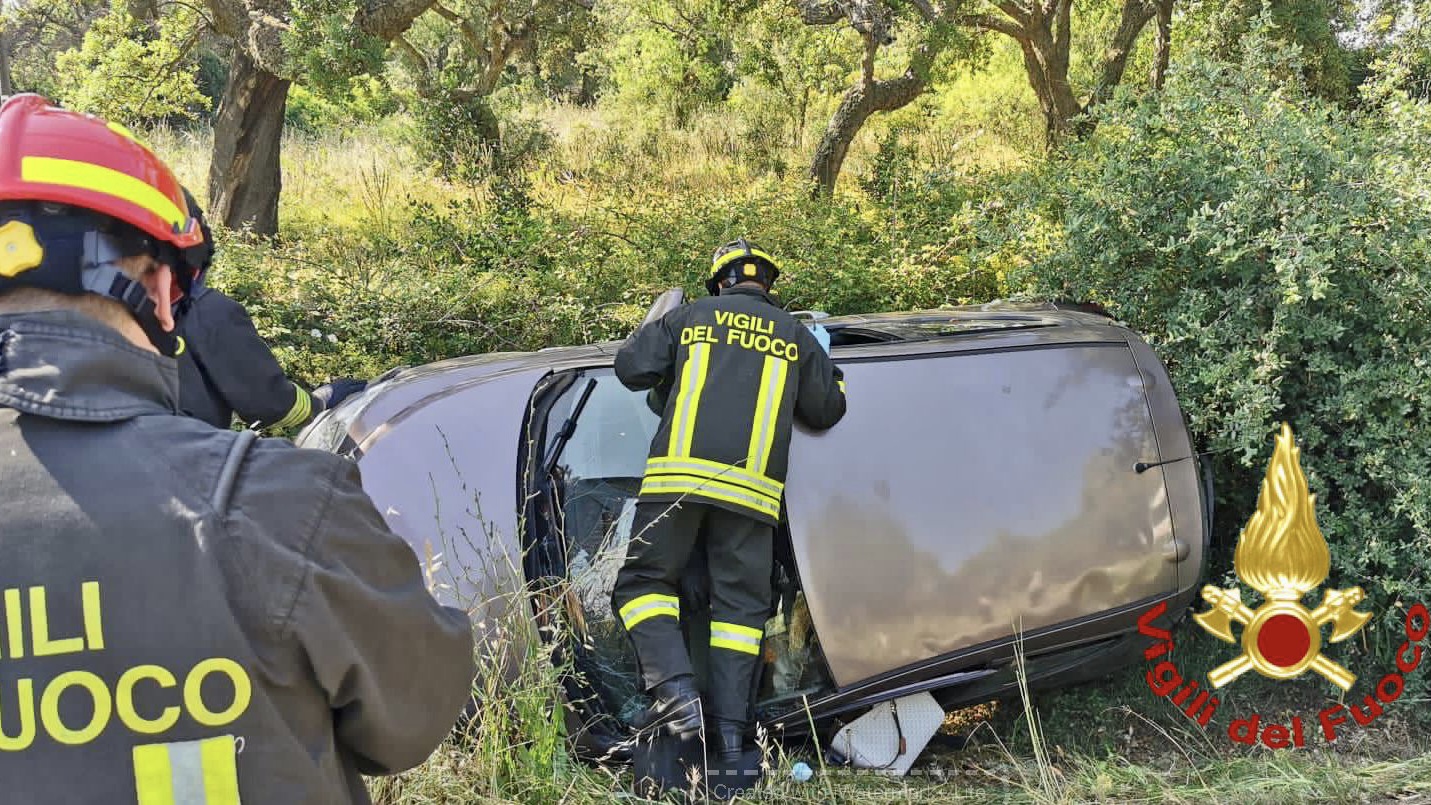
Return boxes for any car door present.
[782,337,1186,688]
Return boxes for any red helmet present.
[0,95,209,355]
[0,94,202,250]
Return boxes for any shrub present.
[1005,38,1431,650]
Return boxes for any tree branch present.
[795,0,845,26]
[158,0,218,32]
[959,12,1027,40]
[860,31,877,86]
[1052,0,1071,65]
[437,3,492,61]
[355,0,437,42]
[1152,0,1173,89]
[908,0,939,21]
[392,33,429,75]
[201,0,245,38]
[996,1,1031,26]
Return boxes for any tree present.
[387,0,595,181]
[736,1,857,151]
[598,0,751,127]
[798,0,971,196]
[797,1,1174,192]
[1,26,13,95]
[201,0,437,235]
[959,0,1170,144]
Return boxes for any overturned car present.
[296,297,1211,762]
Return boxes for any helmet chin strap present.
[79,231,181,357]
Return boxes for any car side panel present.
[784,342,1182,687]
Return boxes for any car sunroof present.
[828,317,1056,346]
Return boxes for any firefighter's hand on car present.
[315,377,369,410]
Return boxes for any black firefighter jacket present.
[0,309,475,804]
[178,287,322,430]
[614,285,847,525]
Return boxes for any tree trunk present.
[576,68,598,107]
[809,37,929,197]
[209,50,290,236]
[0,30,13,96]
[1089,0,1159,110]
[1017,34,1081,147]
[808,72,926,196]
[1152,0,1174,90]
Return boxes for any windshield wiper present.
[544,377,598,477]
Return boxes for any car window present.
[553,375,656,481]
[543,372,659,725]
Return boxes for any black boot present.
[715,720,745,764]
[637,676,703,741]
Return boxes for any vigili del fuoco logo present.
[1137,424,1429,748]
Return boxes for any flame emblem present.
[1193,423,1370,690]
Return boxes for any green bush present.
[208,166,1006,395]
[1005,39,1431,650]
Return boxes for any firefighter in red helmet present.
[0,95,474,804]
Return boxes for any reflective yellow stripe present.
[639,475,781,519]
[173,337,186,357]
[134,736,241,805]
[645,456,783,498]
[746,356,789,475]
[710,622,763,655]
[667,342,710,457]
[639,472,781,509]
[619,593,680,630]
[270,383,311,429]
[711,247,779,275]
[200,735,240,805]
[21,156,186,230]
[133,743,176,805]
[838,380,846,394]
[712,621,762,640]
[711,636,762,654]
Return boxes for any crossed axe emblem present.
[1195,585,1370,690]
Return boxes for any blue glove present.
[808,322,832,355]
[314,378,368,411]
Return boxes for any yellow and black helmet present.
[707,237,780,296]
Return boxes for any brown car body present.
[296,300,1210,752]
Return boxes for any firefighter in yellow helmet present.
[0,95,475,803]
[610,238,847,769]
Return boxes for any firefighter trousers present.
[612,500,773,725]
